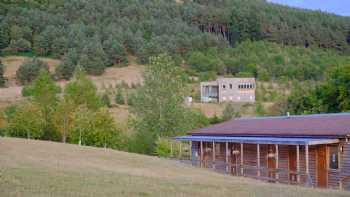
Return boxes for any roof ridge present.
[234,112,350,121]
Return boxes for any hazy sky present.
[267,0,350,16]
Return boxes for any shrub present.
[9,38,31,52]
[154,137,173,157]
[0,60,6,87]
[115,88,125,105]
[222,103,241,121]
[16,58,49,85]
[127,91,136,106]
[55,49,79,80]
[101,93,111,108]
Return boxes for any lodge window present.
[328,146,339,170]
[238,83,255,90]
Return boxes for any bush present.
[0,60,6,87]
[222,103,241,121]
[16,58,49,85]
[115,88,125,105]
[9,38,31,52]
[101,93,111,108]
[154,137,172,157]
[127,91,136,106]
[55,49,79,80]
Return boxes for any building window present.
[328,146,339,170]
[230,84,233,89]
[223,85,226,89]
[238,83,255,90]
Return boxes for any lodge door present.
[317,145,328,188]
[288,146,297,183]
[267,145,276,180]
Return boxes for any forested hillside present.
[0,0,349,80]
[191,0,350,52]
[0,0,350,154]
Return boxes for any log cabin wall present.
[191,141,322,186]
[339,141,350,190]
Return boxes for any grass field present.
[0,138,349,197]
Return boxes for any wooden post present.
[212,141,216,169]
[240,143,244,175]
[305,144,309,176]
[179,142,182,159]
[200,141,204,167]
[275,144,279,182]
[257,144,260,177]
[226,142,229,173]
[305,144,312,187]
[296,145,300,183]
[189,141,192,161]
[170,142,173,157]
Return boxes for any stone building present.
[200,78,255,103]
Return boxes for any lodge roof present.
[190,112,350,138]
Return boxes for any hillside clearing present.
[0,138,348,197]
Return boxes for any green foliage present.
[9,38,31,52]
[52,99,75,143]
[0,0,226,75]
[287,64,350,114]
[154,137,173,157]
[187,49,225,74]
[64,66,102,110]
[130,54,207,154]
[209,114,222,124]
[24,70,60,106]
[193,0,350,52]
[103,37,128,66]
[69,106,122,149]
[7,102,45,139]
[192,41,350,81]
[16,58,49,85]
[255,102,266,116]
[115,88,125,105]
[101,93,111,108]
[0,59,6,87]
[55,49,79,80]
[79,38,108,75]
[222,103,241,121]
[127,91,136,106]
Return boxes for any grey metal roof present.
[174,135,339,145]
[190,112,350,137]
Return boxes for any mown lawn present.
[0,137,349,197]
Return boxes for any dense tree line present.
[188,0,350,53]
[2,67,124,149]
[1,0,348,81]
[287,64,350,114]
[0,0,226,78]
[186,41,350,81]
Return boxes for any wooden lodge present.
[175,113,350,190]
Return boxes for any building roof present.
[190,113,350,138]
[175,136,339,145]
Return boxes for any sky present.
[267,0,350,16]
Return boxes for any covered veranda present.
[174,135,339,186]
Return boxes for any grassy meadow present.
[0,137,349,197]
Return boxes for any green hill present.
[0,137,349,197]
[0,0,349,81]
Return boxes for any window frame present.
[327,145,340,171]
